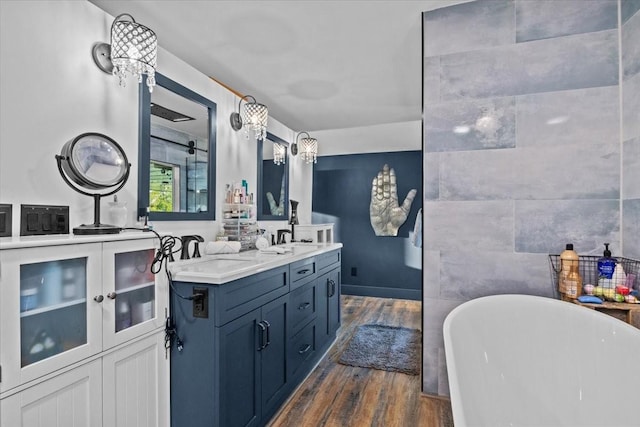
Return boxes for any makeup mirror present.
[56,132,130,234]
[257,132,289,220]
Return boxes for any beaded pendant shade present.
[273,142,286,165]
[230,95,269,140]
[296,132,318,164]
[110,14,157,93]
[241,99,268,140]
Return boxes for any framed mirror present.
[138,73,216,221]
[257,132,289,220]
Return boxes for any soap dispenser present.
[597,243,616,288]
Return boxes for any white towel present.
[205,241,241,254]
[259,246,286,254]
[411,208,422,248]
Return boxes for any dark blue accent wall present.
[313,151,422,300]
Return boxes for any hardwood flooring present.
[267,295,453,427]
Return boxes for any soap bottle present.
[565,264,583,299]
[597,243,616,288]
[558,244,579,299]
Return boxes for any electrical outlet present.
[193,287,209,318]
[20,204,69,236]
[0,204,11,237]
[351,267,357,277]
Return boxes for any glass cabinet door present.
[102,238,167,349]
[0,243,102,393]
[20,257,88,366]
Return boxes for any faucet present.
[276,229,291,245]
[180,235,204,260]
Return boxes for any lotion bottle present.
[559,243,579,299]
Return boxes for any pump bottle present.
[597,243,616,288]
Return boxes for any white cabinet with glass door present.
[102,239,168,350]
[0,242,103,392]
[0,233,169,427]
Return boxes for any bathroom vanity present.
[0,232,170,427]
[168,243,342,427]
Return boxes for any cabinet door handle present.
[327,280,335,297]
[297,269,310,275]
[263,320,271,349]
[298,344,311,354]
[94,295,104,303]
[257,321,267,351]
[107,292,117,300]
[298,302,311,310]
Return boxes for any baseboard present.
[341,284,421,301]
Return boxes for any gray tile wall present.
[622,5,640,258]
[422,0,632,396]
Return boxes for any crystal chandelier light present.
[294,132,318,164]
[92,13,158,93]
[273,142,286,165]
[230,95,269,140]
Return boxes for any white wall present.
[312,121,421,156]
[0,0,311,241]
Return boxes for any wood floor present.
[267,295,453,427]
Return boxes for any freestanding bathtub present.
[443,294,640,427]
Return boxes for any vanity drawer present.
[317,249,341,273]
[214,265,289,326]
[289,279,317,334]
[287,319,316,380]
[290,257,316,290]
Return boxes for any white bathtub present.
[443,295,640,427]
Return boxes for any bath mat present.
[338,324,421,375]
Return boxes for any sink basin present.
[203,258,256,269]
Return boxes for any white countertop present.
[169,242,342,284]
[0,230,160,250]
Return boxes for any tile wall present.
[622,0,640,259]
[422,0,637,395]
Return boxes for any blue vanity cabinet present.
[316,250,342,349]
[170,266,290,427]
[170,248,341,427]
[218,293,289,427]
[286,275,319,381]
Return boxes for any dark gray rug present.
[338,324,421,375]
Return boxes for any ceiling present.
[89,0,467,132]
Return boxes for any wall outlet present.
[192,287,209,318]
[351,267,357,277]
[0,204,12,237]
[20,204,69,236]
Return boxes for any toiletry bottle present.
[559,244,579,299]
[116,299,132,332]
[597,243,616,288]
[611,263,626,288]
[565,264,583,300]
[108,195,128,228]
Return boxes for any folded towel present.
[259,246,286,254]
[205,241,241,254]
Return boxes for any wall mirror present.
[138,73,216,220]
[257,132,289,220]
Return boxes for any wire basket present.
[549,255,640,300]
